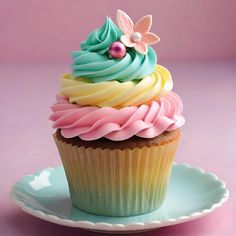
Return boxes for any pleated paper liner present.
[53,132,181,216]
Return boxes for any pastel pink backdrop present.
[1,1,236,236]
[1,0,236,63]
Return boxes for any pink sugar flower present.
[116,9,160,55]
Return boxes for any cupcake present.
[50,10,185,216]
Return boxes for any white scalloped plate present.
[11,163,229,234]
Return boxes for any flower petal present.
[120,35,136,47]
[135,15,152,34]
[117,9,134,34]
[142,32,160,45]
[134,42,148,55]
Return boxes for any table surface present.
[1,61,236,236]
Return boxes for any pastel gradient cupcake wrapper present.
[53,134,180,216]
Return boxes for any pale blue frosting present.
[71,18,157,82]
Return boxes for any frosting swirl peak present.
[80,18,122,54]
[71,18,157,82]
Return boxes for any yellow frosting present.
[60,65,173,108]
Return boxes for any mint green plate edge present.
[10,163,229,233]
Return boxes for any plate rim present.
[10,163,229,232]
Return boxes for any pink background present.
[1,0,236,236]
[1,0,236,62]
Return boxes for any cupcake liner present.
[53,133,180,216]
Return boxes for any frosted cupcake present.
[50,10,185,216]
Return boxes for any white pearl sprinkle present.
[131,32,142,43]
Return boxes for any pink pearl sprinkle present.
[108,41,126,59]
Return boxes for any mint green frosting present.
[80,17,122,54]
[71,18,157,82]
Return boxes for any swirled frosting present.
[71,18,157,82]
[80,17,122,54]
[61,65,173,108]
[50,92,185,141]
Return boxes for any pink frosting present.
[50,92,185,141]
